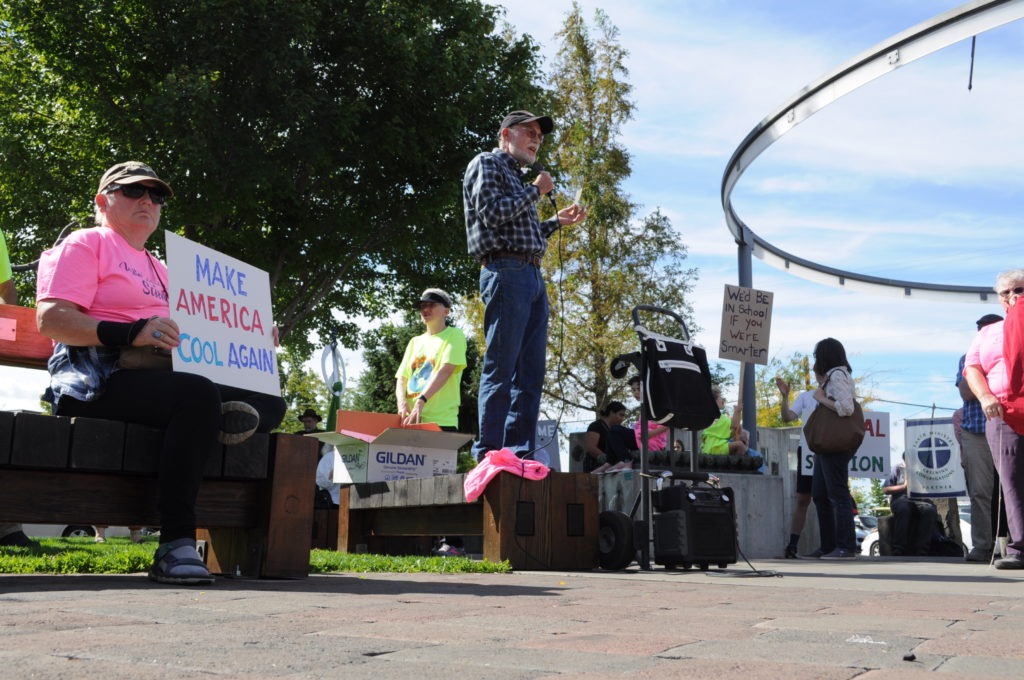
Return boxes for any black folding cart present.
[601,305,738,571]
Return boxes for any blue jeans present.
[473,258,548,459]
[811,452,856,553]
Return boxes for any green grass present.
[0,536,157,575]
[309,549,510,574]
[0,537,511,575]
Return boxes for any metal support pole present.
[737,236,758,451]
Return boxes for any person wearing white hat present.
[395,288,466,429]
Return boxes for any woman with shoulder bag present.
[808,337,859,560]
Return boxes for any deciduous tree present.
[0,0,544,358]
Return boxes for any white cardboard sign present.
[164,231,280,395]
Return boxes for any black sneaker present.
[0,530,40,549]
[219,401,259,445]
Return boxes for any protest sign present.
[719,284,772,365]
[164,231,280,395]
[799,410,891,479]
[535,419,560,470]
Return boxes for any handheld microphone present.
[530,162,559,213]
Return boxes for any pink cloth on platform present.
[463,448,550,503]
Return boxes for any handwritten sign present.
[719,284,773,365]
[164,231,280,396]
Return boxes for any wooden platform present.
[339,471,600,570]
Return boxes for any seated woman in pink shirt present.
[628,375,669,465]
[36,162,285,585]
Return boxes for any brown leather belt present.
[480,250,543,267]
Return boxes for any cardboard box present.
[308,410,472,484]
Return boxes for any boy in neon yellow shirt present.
[395,288,467,429]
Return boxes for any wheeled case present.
[651,484,738,570]
[602,305,734,571]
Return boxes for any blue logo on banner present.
[916,437,952,469]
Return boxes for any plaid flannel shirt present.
[463,149,560,259]
[957,354,985,433]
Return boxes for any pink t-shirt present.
[36,226,169,322]
[965,321,1006,398]
[632,421,667,451]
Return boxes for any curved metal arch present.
[721,0,1024,303]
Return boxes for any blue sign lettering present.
[175,333,224,366]
[195,255,248,296]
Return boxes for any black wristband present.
[418,394,428,403]
[96,318,151,347]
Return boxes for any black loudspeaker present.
[652,486,737,567]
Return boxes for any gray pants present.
[986,420,1024,556]
[961,430,995,554]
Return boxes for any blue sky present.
[484,0,1024,459]
[3,1,1021,465]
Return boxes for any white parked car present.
[22,524,134,539]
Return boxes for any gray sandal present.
[149,538,214,585]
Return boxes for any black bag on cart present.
[636,325,719,431]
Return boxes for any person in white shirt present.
[776,377,817,558]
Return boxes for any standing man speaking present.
[463,110,586,460]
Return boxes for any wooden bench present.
[0,303,317,578]
[338,471,600,570]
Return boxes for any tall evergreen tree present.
[538,4,698,421]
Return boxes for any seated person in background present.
[0,229,40,550]
[94,526,144,543]
[35,161,286,585]
[584,401,631,473]
[315,446,341,508]
[672,438,688,467]
[628,375,669,465]
[884,455,938,556]
[701,386,757,457]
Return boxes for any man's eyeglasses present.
[999,286,1024,299]
[106,183,168,205]
[514,126,544,142]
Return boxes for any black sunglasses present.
[106,183,168,205]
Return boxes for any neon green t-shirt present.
[395,325,467,428]
[700,413,732,455]
[0,229,12,283]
